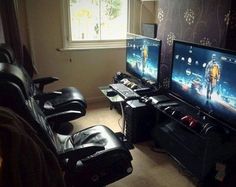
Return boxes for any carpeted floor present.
[71,101,197,187]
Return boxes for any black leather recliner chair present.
[0,44,87,122]
[0,63,133,186]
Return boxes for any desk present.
[152,95,236,181]
[99,86,126,134]
[99,86,157,143]
[99,86,124,103]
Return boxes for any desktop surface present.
[99,86,124,103]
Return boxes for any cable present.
[119,102,126,134]
[150,146,166,154]
[139,1,143,34]
[117,114,123,130]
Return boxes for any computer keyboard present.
[109,83,140,100]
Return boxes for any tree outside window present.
[69,0,128,41]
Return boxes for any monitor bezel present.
[125,33,162,87]
[169,39,236,132]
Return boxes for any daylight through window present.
[69,0,128,41]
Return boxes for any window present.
[61,0,130,50]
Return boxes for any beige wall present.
[14,0,30,50]
[131,1,157,34]
[25,0,126,103]
[25,0,157,103]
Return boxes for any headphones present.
[114,72,130,81]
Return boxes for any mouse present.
[180,115,193,125]
[106,89,117,97]
[140,96,152,104]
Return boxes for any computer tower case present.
[124,100,156,143]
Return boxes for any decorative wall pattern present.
[225,1,236,51]
[184,9,195,25]
[156,0,232,91]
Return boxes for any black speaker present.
[124,100,156,143]
[142,23,158,38]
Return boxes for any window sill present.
[58,40,127,51]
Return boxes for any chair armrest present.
[33,77,59,91]
[50,100,86,114]
[34,91,62,108]
[58,143,105,169]
[46,110,82,124]
[34,91,62,100]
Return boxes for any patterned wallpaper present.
[225,1,236,50]
[156,0,232,91]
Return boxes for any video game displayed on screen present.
[171,40,236,129]
[126,33,161,84]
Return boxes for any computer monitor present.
[126,33,161,85]
[170,40,236,131]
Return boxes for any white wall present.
[25,0,157,103]
[131,1,157,34]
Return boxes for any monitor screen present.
[171,40,236,130]
[126,33,161,85]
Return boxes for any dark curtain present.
[0,0,23,64]
[225,1,236,51]
[0,0,35,77]
[0,14,5,43]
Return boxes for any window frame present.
[60,0,131,50]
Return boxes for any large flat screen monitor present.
[126,33,161,85]
[171,40,236,131]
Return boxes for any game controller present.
[130,83,138,89]
[120,78,129,84]
[200,123,217,135]
[163,106,175,114]
[125,80,132,87]
[139,96,152,104]
[180,115,198,128]
[146,80,155,85]
[171,110,184,119]
[114,72,130,81]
